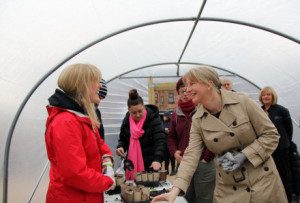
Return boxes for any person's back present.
[95,78,108,140]
[162,112,171,132]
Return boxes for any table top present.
[104,180,187,203]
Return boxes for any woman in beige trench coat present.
[152,66,287,203]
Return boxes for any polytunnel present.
[1,0,300,202]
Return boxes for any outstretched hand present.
[151,187,180,203]
[151,193,174,203]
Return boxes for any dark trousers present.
[165,151,176,172]
[273,148,295,201]
[184,160,216,203]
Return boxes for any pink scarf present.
[126,109,147,180]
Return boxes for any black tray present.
[135,181,160,188]
[105,185,121,195]
[150,188,168,198]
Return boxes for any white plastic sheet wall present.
[0,0,299,202]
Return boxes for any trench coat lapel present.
[195,90,239,133]
[195,105,233,133]
[219,108,236,127]
[201,112,233,133]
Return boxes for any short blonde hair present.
[259,86,278,105]
[183,65,221,91]
[58,63,101,127]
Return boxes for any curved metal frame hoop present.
[3,16,298,203]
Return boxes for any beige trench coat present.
[174,90,287,203]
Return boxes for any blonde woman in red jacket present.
[45,64,115,203]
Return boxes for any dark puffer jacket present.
[117,104,167,170]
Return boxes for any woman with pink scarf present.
[116,89,167,180]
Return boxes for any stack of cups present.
[121,184,150,203]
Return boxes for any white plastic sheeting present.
[0,0,299,202]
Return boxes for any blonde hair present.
[183,65,221,91]
[58,63,101,127]
[259,86,278,105]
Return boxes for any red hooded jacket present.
[45,105,113,203]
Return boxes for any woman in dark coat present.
[259,86,295,201]
[116,89,167,180]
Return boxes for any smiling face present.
[185,79,210,105]
[178,86,190,102]
[128,104,145,122]
[89,80,101,104]
[261,90,273,106]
